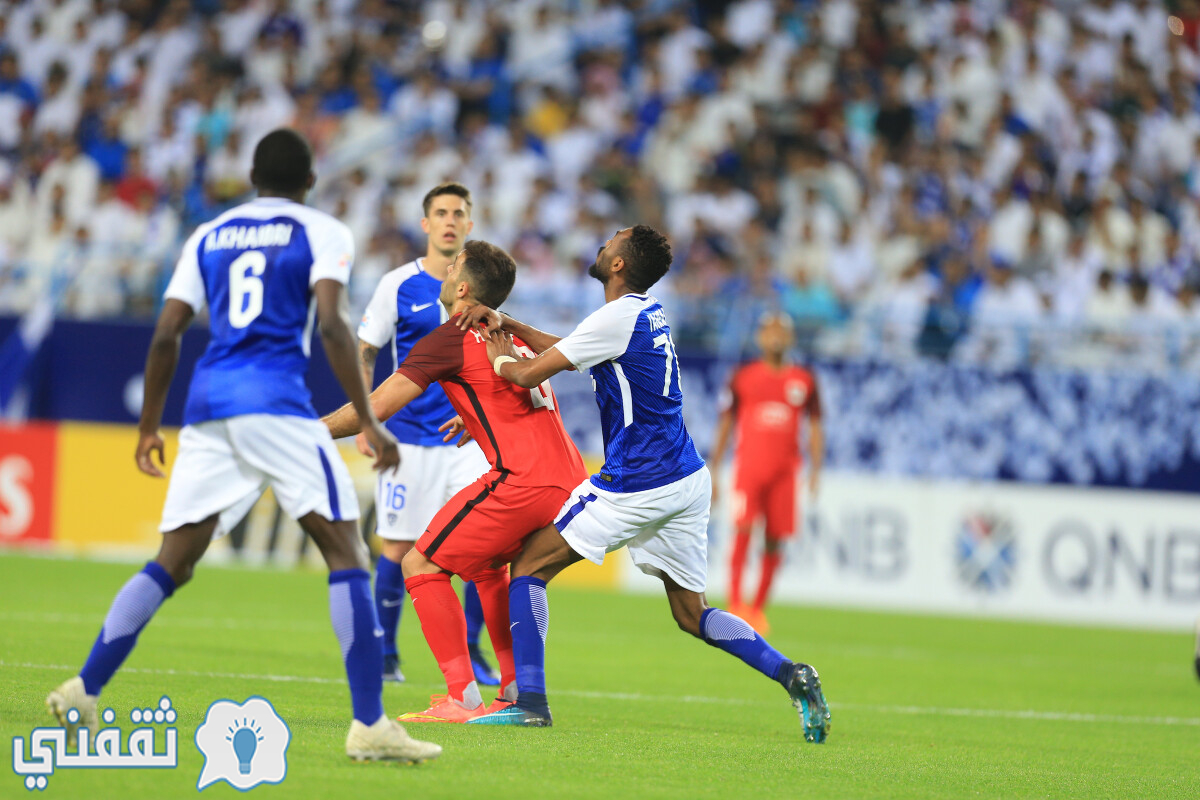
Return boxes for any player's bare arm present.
[324,371,426,439]
[486,330,573,388]
[709,407,735,505]
[315,278,400,471]
[135,298,195,478]
[458,305,562,354]
[354,340,381,456]
[808,417,824,498]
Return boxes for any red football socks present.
[471,566,516,691]
[405,572,475,704]
[729,530,751,607]
[753,551,783,612]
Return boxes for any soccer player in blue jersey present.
[462,226,831,742]
[356,182,496,685]
[45,129,442,763]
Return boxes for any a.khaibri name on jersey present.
[204,223,295,252]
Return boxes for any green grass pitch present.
[2,552,1197,799]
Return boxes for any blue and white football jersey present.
[164,197,354,425]
[554,294,705,493]
[357,259,457,447]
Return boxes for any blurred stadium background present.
[2,0,1200,635]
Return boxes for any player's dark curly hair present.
[462,240,516,308]
[251,129,312,194]
[620,225,673,292]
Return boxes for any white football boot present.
[346,715,442,763]
[46,676,98,750]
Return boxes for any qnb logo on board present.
[955,512,1017,592]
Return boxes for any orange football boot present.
[397,694,488,723]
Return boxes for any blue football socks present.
[373,554,405,658]
[329,569,385,725]
[463,580,484,649]
[79,562,176,696]
[508,575,551,716]
[700,607,789,686]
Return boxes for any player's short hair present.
[251,129,312,194]
[423,182,473,217]
[758,311,794,331]
[462,240,516,308]
[620,225,672,293]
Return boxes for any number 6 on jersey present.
[229,250,267,328]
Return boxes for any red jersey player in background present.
[324,240,588,722]
[710,313,823,635]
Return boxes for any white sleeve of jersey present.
[551,297,642,371]
[357,271,401,348]
[163,226,208,312]
[308,216,355,287]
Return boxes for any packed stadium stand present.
[1,0,1199,369]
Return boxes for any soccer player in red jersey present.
[710,313,823,634]
[324,240,588,722]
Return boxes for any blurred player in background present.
[45,130,440,763]
[326,241,588,722]
[464,226,831,744]
[710,314,823,635]
[356,182,496,685]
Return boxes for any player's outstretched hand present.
[354,431,373,457]
[135,429,167,478]
[363,422,401,472]
[457,304,503,334]
[438,415,473,447]
[485,330,519,364]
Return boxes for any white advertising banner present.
[624,473,1200,630]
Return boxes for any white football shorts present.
[373,441,489,541]
[159,414,359,537]
[554,466,712,593]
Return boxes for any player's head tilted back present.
[422,182,474,265]
[588,225,673,293]
[250,128,315,200]
[440,239,517,312]
[756,312,795,360]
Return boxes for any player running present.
[462,225,831,742]
[45,130,441,764]
[324,240,588,723]
[356,182,496,686]
[709,313,823,635]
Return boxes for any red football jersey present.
[396,315,588,490]
[726,360,821,471]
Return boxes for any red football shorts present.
[417,471,573,580]
[733,462,799,540]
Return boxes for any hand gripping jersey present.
[553,293,705,493]
[357,259,460,446]
[725,360,821,476]
[164,197,354,425]
[395,316,587,491]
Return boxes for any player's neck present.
[448,298,476,317]
[762,354,788,370]
[423,246,455,277]
[604,279,638,303]
[256,188,306,204]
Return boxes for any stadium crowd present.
[1,0,1199,364]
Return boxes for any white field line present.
[4,660,1198,728]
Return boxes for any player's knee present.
[400,546,438,579]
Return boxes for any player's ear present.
[464,218,474,235]
[306,172,316,190]
[420,217,431,235]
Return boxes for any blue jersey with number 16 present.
[163,197,355,426]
